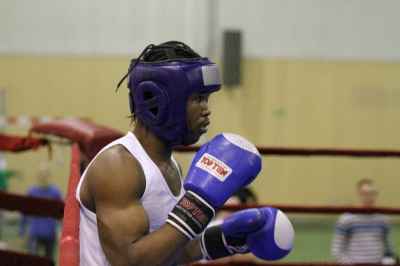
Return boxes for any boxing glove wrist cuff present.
[167,191,215,240]
[200,225,232,260]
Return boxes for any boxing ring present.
[1,119,399,265]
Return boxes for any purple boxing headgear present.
[126,43,222,144]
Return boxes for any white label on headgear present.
[202,65,222,86]
[195,153,232,181]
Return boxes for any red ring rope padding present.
[174,145,400,157]
[0,132,49,152]
[30,119,124,161]
[219,203,400,215]
[59,144,81,266]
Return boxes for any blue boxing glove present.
[167,133,262,240]
[200,207,294,261]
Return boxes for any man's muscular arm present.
[178,237,203,265]
[83,145,195,266]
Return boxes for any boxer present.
[76,41,294,266]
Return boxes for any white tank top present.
[76,132,185,266]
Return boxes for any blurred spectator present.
[331,179,398,264]
[19,163,63,259]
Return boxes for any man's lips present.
[201,120,210,133]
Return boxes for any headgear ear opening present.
[133,80,169,126]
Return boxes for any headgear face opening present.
[126,42,222,144]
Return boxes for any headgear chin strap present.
[121,42,222,145]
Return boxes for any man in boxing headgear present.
[76,41,293,266]
[121,41,222,145]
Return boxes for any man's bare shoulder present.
[85,144,146,204]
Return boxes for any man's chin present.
[183,132,203,146]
